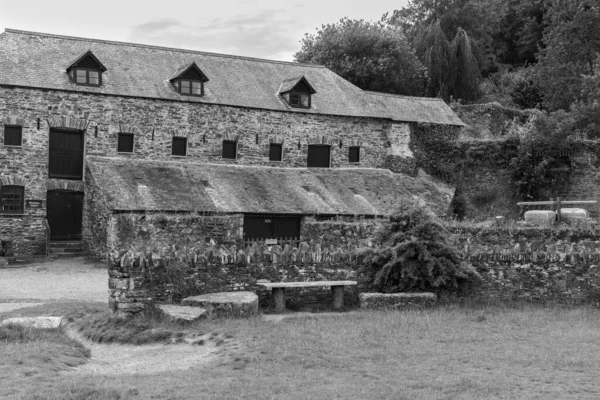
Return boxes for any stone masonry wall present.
[455,227,600,303]
[109,246,367,316]
[0,86,406,171]
[300,217,382,248]
[82,166,112,259]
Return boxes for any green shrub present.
[364,204,480,294]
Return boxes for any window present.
[307,145,331,168]
[349,146,360,163]
[289,92,310,108]
[172,137,187,156]
[117,133,134,153]
[269,143,282,162]
[222,140,237,159]
[74,68,102,86]
[4,126,22,146]
[178,80,203,96]
[0,185,24,214]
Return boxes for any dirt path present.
[64,326,219,375]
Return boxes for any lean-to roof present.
[87,157,453,216]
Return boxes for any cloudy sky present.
[0,0,409,61]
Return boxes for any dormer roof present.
[168,62,209,82]
[65,50,107,72]
[279,76,316,94]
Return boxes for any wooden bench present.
[257,281,358,313]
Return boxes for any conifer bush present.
[365,204,480,294]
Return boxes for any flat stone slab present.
[1,316,62,329]
[182,291,258,317]
[257,281,357,289]
[359,292,436,309]
[157,304,208,321]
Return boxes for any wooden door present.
[47,190,84,240]
[243,215,301,240]
[49,129,84,180]
[307,145,330,168]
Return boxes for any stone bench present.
[257,281,357,313]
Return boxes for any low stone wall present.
[456,227,600,303]
[0,213,46,258]
[300,218,382,248]
[109,244,369,317]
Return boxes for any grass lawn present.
[2,303,600,399]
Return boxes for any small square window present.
[88,70,99,85]
[307,145,331,168]
[222,140,237,159]
[349,146,360,163]
[178,80,203,96]
[192,81,202,95]
[117,133,134,153]
[172,137,187,156]
[269,143,282,162]
[0,185,24,214]
[4,126,22,146]
[74,68,102,86]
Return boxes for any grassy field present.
[2,303,600,399]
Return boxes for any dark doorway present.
[307,145,331,168]
[47,190,84,240]
[49,129,84,180]
[243,214,301,241]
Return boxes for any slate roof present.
[87,157,452,216]
[0,29,463,126]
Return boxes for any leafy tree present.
[294,18,427,96]
[364,203,480,294]
[413,20,453,97]
[451,29,482,101]
[534,0,600,110]
[494,0,547,65]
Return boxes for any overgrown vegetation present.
[364,204,480,294]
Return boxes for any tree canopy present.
[293,18,427,96]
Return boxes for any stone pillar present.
[273,288,286,313]
[331,286,344,310]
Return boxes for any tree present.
[364,203,480,294]
[413,20,453,97]
[294,18,427,96]
[451,29,482,101]
[534,0,600,110]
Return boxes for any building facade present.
[0,29,463,258]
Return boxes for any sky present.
[0,0,410,61]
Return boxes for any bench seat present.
[257,280,357,313]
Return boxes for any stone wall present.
[82,166,112,259]
[300,217,382,248]
[0,86,406,171]
[109,246,368,316]
[455,227,600,303]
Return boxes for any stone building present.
[0,29,463,258]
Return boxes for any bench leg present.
[273,288,286,313]
[331,286,344,310]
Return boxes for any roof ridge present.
[4,28,327,69]
[364,90,446,102]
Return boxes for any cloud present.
[129,10,303,61]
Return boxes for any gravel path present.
[0,256,107,303]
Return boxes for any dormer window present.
[279,76,316,109]
[169,62,209,97]
[66,50,107,87]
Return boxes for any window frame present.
[117,132,135,154]
[171,136,188,157]
[349,146,360,163]
[3,125,23,146]
[222,140,238,160]
[73,67,102,87]
[177,79,204,97]
[0,185,25,214]
[269,143,283,162]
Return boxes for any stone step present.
[182,291,258,317]
[49,241,84,249]
[49,241,85,256]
